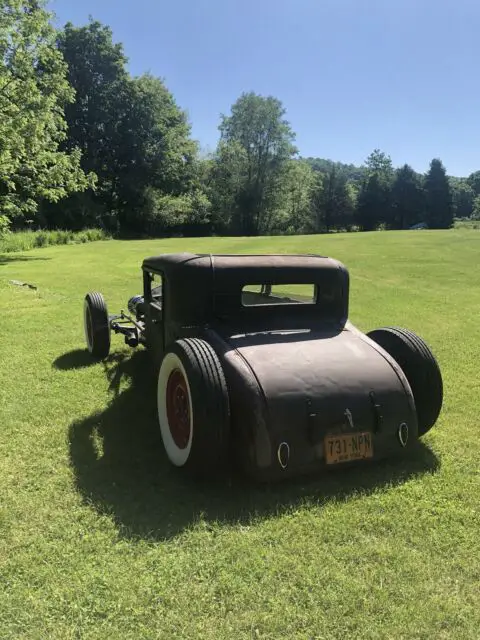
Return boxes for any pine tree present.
[391,164,425,229]
[355,150,394,231]
[424,159,453,229]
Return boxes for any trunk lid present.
[226,327,418,466]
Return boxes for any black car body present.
[83,252,443,481]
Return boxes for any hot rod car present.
[83,252,443,481]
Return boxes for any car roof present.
[142,252,341,274]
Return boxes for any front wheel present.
[84,292,111,359]
[157,338,230,476]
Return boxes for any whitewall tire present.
[157,351,194,467]
[156,338,230,476]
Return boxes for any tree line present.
[1,2,477,238]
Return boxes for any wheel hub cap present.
[166,369,191,449]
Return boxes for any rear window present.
[241,284,316,306]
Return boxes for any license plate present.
[325,432,373,464]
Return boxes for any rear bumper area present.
[242,418,418,483]
[205,327,418,481]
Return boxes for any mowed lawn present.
[0,230,479,639]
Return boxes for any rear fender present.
[203,329,272,475]
[346,320,418,419]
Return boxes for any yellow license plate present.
[325,432,373,464]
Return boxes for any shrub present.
[0,228,111,253]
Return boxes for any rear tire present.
[84,292,111,359]
[157,338,230,476]
[366,326,443,436]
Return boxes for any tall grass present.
[0,228,110,253]
[454,218,480,229]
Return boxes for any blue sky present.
[49,0,480,177]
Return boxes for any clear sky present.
[49,0,480,177]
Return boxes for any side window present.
[150,273,163,303]
[144,271,163,307]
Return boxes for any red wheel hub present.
[166,368,191,449]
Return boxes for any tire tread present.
[366,326,443,436]
[84,291,110,359]
[161,337,230,476]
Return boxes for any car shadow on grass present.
[54,349,98,370]
[66,348,441,541]
[0,254,51,265]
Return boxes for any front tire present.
[84,292,111,359]
[366,326,443,436]
[157,338,230,476]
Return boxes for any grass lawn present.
[1,230,479,639]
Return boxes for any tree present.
[355,149,394,231]
[424,159,453,229]
[451,180,474,219]
[52,20,130,229]
[471,195,480,220]
[53,20,200,233]
[343,182,358,230]
[305,157,366,187]
[364,149,394,178]
[112,73,200,233]
[277,159,315,233]
[206,139,247,233]
[0,0,93,231]
[391,164,425,229]
[313,161,355,232]
[467,171,480,196]
[216,91,297,235]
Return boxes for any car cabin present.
[141,253,349,354]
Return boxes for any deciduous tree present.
[451,180,474,219]
[313,162,355,232]
[53,20,200,233]
[0,0,93,230]
[277,159,315,233]
[216,91,297,235]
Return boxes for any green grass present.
[0,228,110,253]
[1,229,479,639]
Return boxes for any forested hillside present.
[1,2,478,238]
